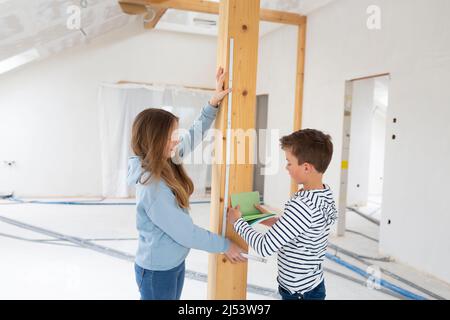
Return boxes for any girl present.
[128,68,245,300]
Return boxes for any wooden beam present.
[119,0,305,25]
[291,20,307,195]
[207,0,260,300]
[144,7,168,29]
[260,8,306,25]
[119,0,218,15]
[118,2,148,14]
[118,2,167,28]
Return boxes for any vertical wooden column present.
[207,0,260,300]
[291,18,307,195]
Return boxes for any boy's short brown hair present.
[280,129,333,173]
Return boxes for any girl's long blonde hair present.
[131,108,194,209]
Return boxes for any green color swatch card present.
[230,191,276,226]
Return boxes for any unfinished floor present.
[0,198,449,300]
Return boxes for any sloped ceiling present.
[0,0,335,73]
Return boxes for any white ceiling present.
[0,0,336,73]
[0,0,136,62]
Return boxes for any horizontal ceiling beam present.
[119,0,306,25]
[144,7,168,29]
[260,7,306,25]
[119,2,147,14]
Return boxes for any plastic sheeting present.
[98,82,213,198]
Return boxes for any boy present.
[227,129,338,300]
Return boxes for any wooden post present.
[207,0,260,300]
[290,19,307,195]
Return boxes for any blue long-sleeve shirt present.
[128,104,230,271]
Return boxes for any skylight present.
[0,48,41,75]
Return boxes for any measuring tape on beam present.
[222,38,267,263]
[221,38,234,238]
[219,38,267,265]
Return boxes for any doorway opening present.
[338,74,390,240]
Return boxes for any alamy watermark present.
[367,5,381,30]
[366,265,382,290]
[66,1,88,33]
[170,125,285,176]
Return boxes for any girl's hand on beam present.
[209,67,231,107]
[224,241,247,264]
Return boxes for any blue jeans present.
[134,261,185,300]
[279,280,326,300]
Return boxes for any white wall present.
[257,25,298,209]
[368,78,389,197]
[255,0,450,284]
[368,108,386,197]
[0,21,217,197]
[302,0,450,283]
[347,78,375,207]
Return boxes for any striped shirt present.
[233,185,338,295]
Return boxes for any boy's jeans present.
[278,280,326,300]
[134,261,185,300]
